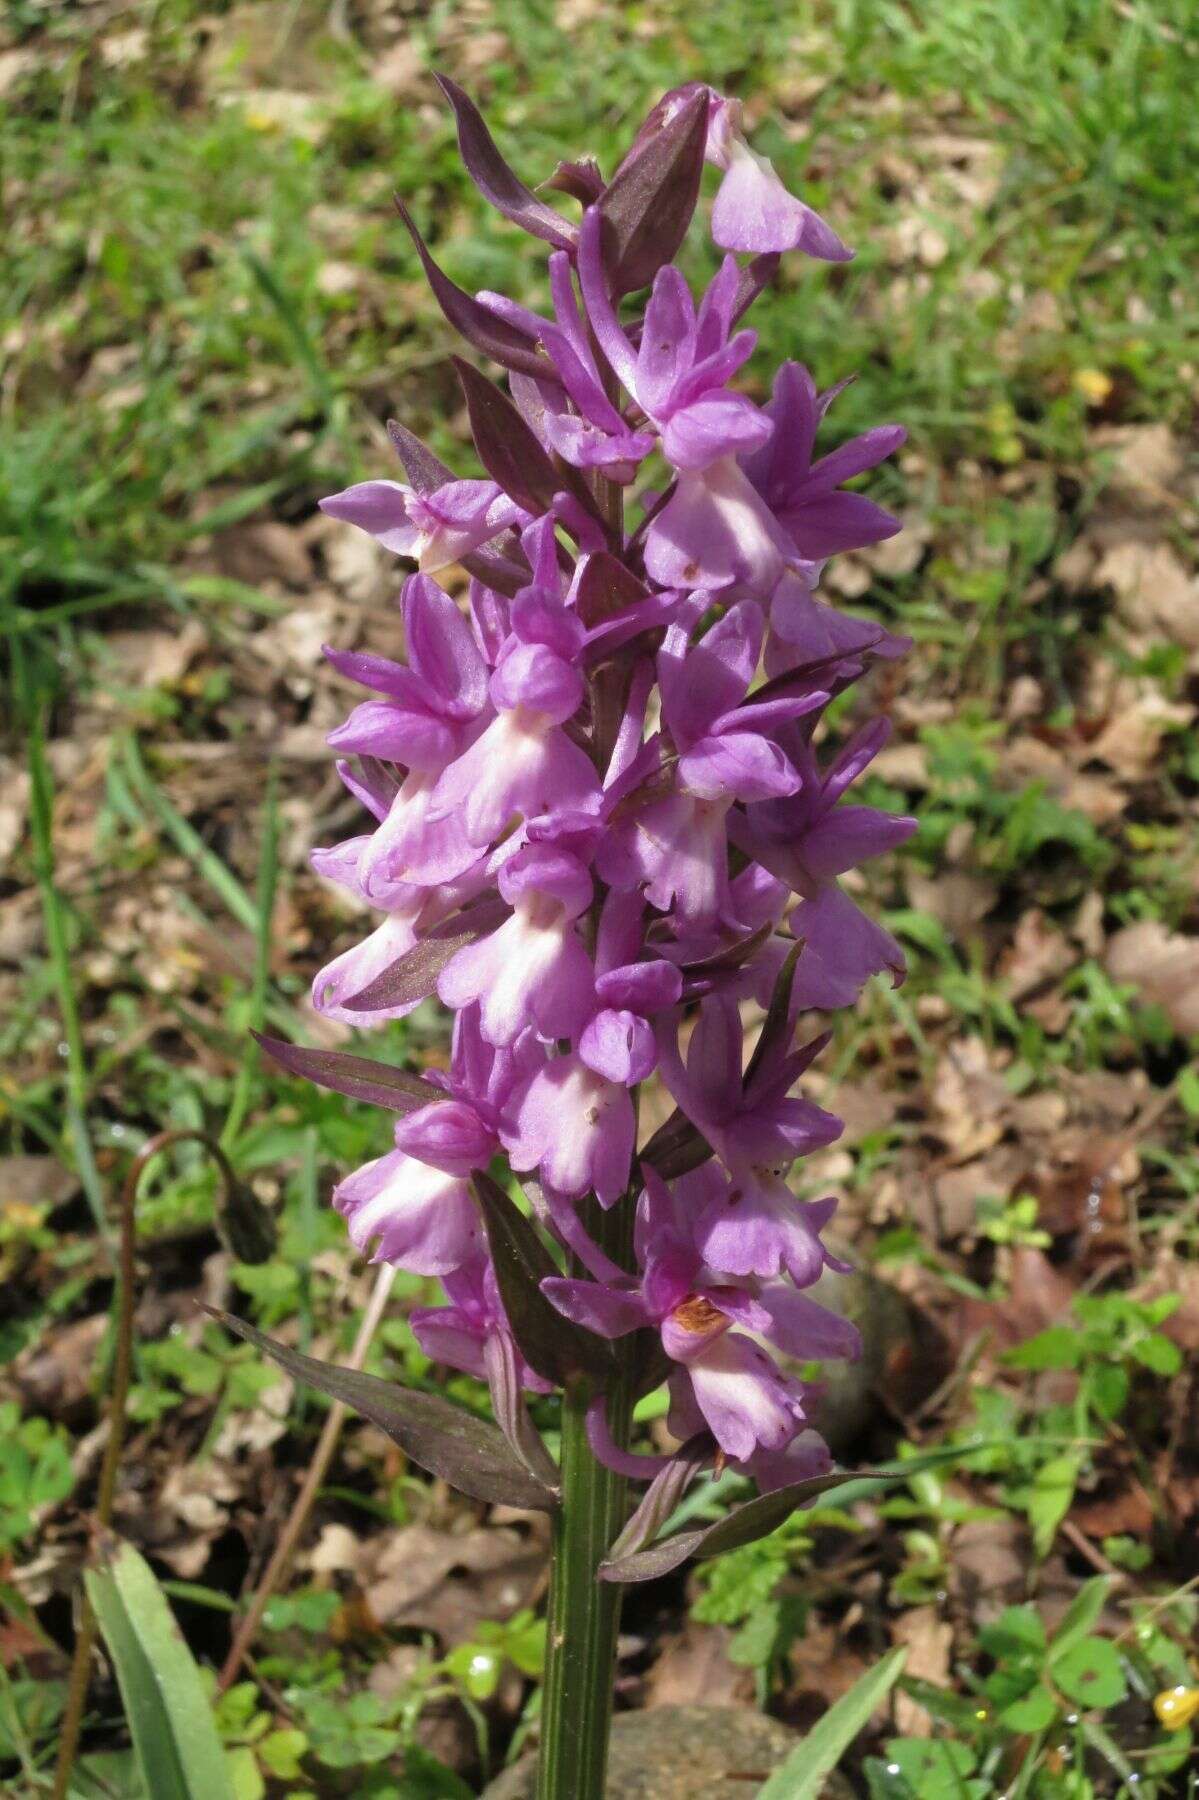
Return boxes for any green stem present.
[537,1378,630,1800]
[536,1200,634,1800]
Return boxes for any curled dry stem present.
[51,1129,238,1800]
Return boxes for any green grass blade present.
[241,248,334,417]
[85,1536,235,1800]
[26,711,108,1241]
[222,765,280,1148]
[757,1646,909,1800]
[120,734,258,932]
[1047,1575,1112,1665]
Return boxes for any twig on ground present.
[217,1260,397,1692]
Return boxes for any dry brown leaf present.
[1086,684,1194,778]
[997,909,1076,1000]
[950,1513,1029,1624]
[907,869,996,940]
[1105,920,1199,1035]
[892,1605,953,1736]
[1091,423,1184,509]
[926,1147,1026,1242]
[307,1523,363,1574]
[788,1622,872,1715]
[0,1156,79,1212]
[0,762,31,863]
[213,519,314,589]
[644,1624,752,1711]
[1093,540,1199,654]
[372,40,425,97]
[364,1522,546,1648]
[1003,736,1127,823]
[14,1314,107,1414]
[1070,1482,1154,1541]
[932,1038,1009,1161]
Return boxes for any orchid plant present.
[234,77,916,1799]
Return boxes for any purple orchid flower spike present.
[502,889,681,1206]
[309,867,491,1027]
[324,574,492,894]
[730,1429,835,1495]
[428,522,600,846]
[576,210,793,596]
[578,216,771,473]
[703,92,853,261]
[438,842,595,1046]
[765,565,912,676]
[504,1047,637,1206]
[293,75,918,1633]
[391,1004,539,1173]
[655,997,850,1288]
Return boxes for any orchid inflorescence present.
[267,76,916,1549]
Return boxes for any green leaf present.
[1131,1333,1182,1376]
[443,1642,502,1699]
[259,1729,309,1779]
[756,1647,908,1799]
[394,1744,475,1798]
[979,1604,1046,1662]
[261,1589,341,1634]
[84,1532,235,1800]
[70,1749,145,1799]
[306,1693,401,1770]
[207,1307,556,1511]
[1086,1361,1129,1421]
[1003,1325,1080,1370]
[875,1737,976,1800]
[693,1536,790,1626]
[1024,1454,1080,1558]
[1052,1637,1127,1709]
[473,1172,614,1385]
[1178,1065,1199,1119]
[227,1746,266,1800]
[999,1682,1057,1731]
[894,1678,982,1734]
[1048,1576,1113,1664]
[1101,1534,1151,1571]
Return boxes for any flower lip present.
[661,1291,733,1362]
[673,1293,728,1335]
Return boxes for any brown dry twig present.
[217,1259,397,1692]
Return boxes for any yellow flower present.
[1153,1685,1199,1730]
[1073,368,1113,405]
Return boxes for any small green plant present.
[878,1449,1005,1607]
[1005,1291,1182,1432]
[0,1403,75,1548]
[976,1193,1051,1250]
[868,1578,1195,1799]
[127,1324,282,1431]
[691,1530,811,1697]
